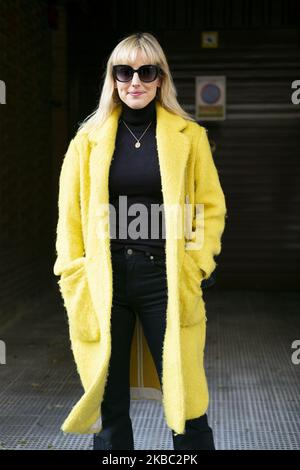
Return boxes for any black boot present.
[172,414,216,450]
[93,433,113,450]
[93,417,134,450]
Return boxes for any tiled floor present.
[0,288,299,450]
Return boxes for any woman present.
[53,32,227,450]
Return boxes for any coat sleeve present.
[53,138,85,278]
[190,127,227,281]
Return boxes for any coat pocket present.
[179,251,206,327]
[58,258,100,342]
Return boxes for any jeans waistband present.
[112,246,165,259]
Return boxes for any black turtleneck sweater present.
[108,97,166,255]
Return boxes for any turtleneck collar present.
[120,97,157,126]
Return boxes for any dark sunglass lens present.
[115,66,132,81]
[139,65,157,82]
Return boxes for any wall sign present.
[195,76,226,120]
[201,31,219,48]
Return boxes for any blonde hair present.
[77,32,196,134]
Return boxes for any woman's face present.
[114,50,161,110]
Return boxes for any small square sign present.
[201,31,218,48]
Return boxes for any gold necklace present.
[121,120,152,149]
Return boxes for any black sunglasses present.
[112,64,163,83]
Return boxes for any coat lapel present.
[87,100,191,216]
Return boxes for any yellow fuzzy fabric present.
[53,101,227,435]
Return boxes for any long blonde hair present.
[77,32,196,134]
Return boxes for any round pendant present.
[135,141,141,148]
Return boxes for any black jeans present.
[93,246,215,451]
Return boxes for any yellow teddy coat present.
[53,100,227,436]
